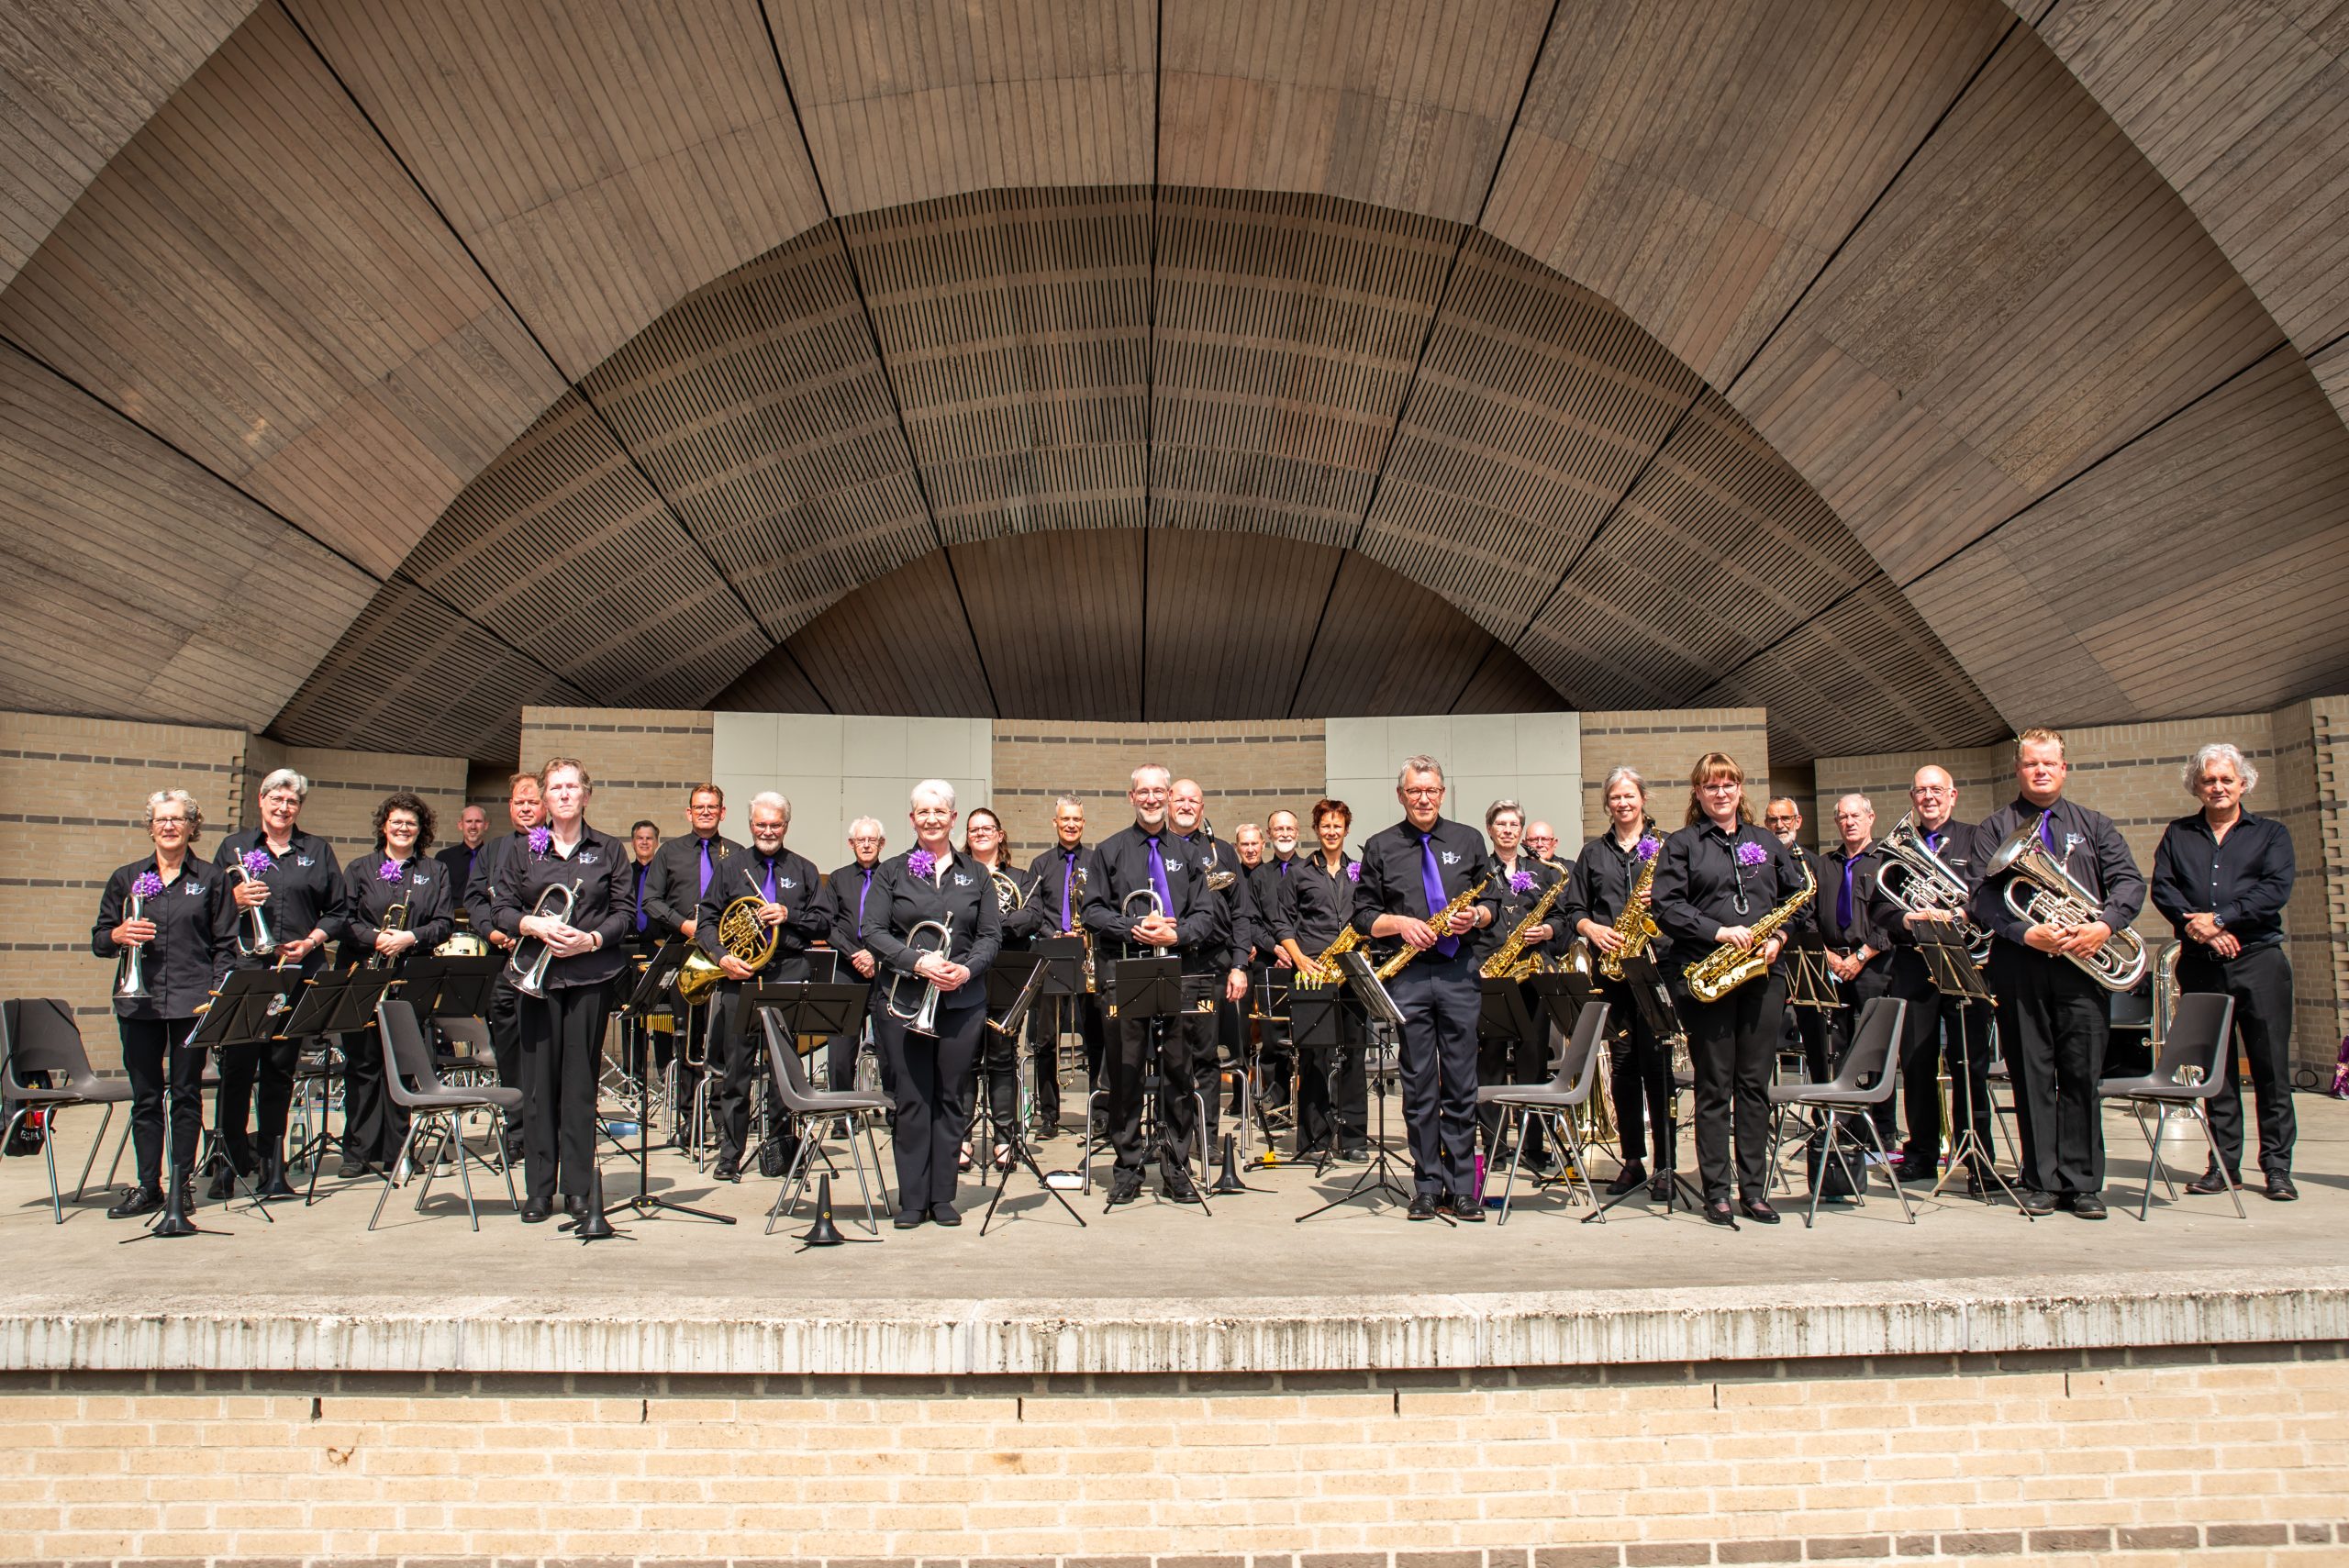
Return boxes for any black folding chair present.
[2099,993,2243,1220]
[370,999,521,1231]
[2,999,134,1222]
[1486,1000,1611,1223]
[759,1009,893,1236]
[1765,995,1913,1228]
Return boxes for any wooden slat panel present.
[581,230,934,637]
[1142,531,1339,720]
[709,645,828,714]
[1159,0,1552,225]
[273,579,590,762]
[291,0,829,380]
[1909,350,2349,728]
[0,346,375,730]
[1358,232,1704,636]
[768,0,1153,217]
[782,551,992,717]
[0,5,564,578]
[952,531,1145,721]
[1485,0,2007,386]
[0,0,250,289]
[399,391,769,708]
[1152,188,1453,545]
[844,187,1149,544]
[1454,643,1570,714]
[1292,550,1515,717]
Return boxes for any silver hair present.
[910,777,957,811]
[2184,742,2259,795]
[846,816,885,839]
[1397,754,1445,787]
[749,790,791,823]
[257,767,310,800]
[1601,765,1647,799]
[1834,793,1876,816]
[1129,764,1170,789]
[143,788,204,839]
[1052,794,1085,814]
[1484,797,1523,829]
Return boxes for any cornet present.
[507,880,581,998]
[1981,823,2147,991]
[365,900,410,972]
[885,914,954,1036]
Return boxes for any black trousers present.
[1600,975,1675,1170]
[518,981,609,1205]
[982,1002,1063,1136]
[1391,954,1480,1199]
[1681,976,1776,1202]
[709,955,807,1169]
[877,1003,982,1210]
[338,1025,408,1167]
[1108,975,1215,1173]
[1987,942,2109,1195]
[119,1017,204,1190]
[1291,990,1367,1155]
[2179,944,2296,1178]
[1475,991,1552,1156]
[1888,951,1994,1171]
[214,1033,301,1166]
[485,973,525,1139]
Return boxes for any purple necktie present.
[698,839,714,896]
[857,867,873,933]
[1061,852,1075,929]
[1838,859,1856,929]
[760,858,777,903]
[633,865,648,932]
[1420,833,1457,959]
[1146,837,1173,917]
[2037,809,2056,853]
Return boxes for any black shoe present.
[1649,1173,1675,1204]
[1890,1157,1937,1185]
[2017,1187,2056,1216]
[107,1187,163,1219]
[1106,1171,1142,1207]
[1703,1198,1737,1228]
[562,1195,590,1219]
[257,1156,298,1199]
[2067,1191,2108,1220]
[206,1168,234,1201]
[519,1200,550,1224]
[1453,1194,1486,1222]
[1339,1144,1371,1163]
[1408,1193,1438,1220]
[930,1202,962,1227]
[2265,1174,2299,1202]
[177,1183,199,1212]
[1521,1149,1559,1177]
[2186,1167,2238,1195]
[893,1207,926,1229]
[1740,1197,1781,1225]
[1163,1169,1202,1205]
[1606,1162,1648,1197]
[337,1155,370,1179]
[712,1161,740,1184]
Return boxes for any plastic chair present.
[2098,993,2242,1220]
[2,999,135,1222]
[1485,1000,1610,1224]
[1765,995,1913,1228]
[371,998,521,1230]
[760,1008,893,1235]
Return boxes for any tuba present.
[1875,811,1990,965]
[507,880,580,998]
[885,914,954,1036]
[674,895,781,1005]
[1981,823,2147,991]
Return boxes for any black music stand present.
[1586,951,1703,1218]
[1297,951,1436,1223]
[1915,924,2021,1212]
[598,943,729,1226]
[272,969,354,1201]
[128,971,287,1240]
[1108,956,1209,1214]
[1782,934,1840,1010]
[978,954,1087,1233]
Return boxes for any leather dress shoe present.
[1106,1171,1142,1207]
[337,1155,371,1180]
[1648,1173,1675,1204]
[711,1160,740,1184]
[1739,1197,1782,1225]
[206,1167,235,1201]
[929,1202,963,1227]
[519,1200,550,1224]
[1703,1198,1738,1228]
[2186,1167,2238,1195]
[2017,1187,2056,1216]
[106,1187,163,1220]
[1890,1157,1937,1185]
[1407,1193,1438,1220]
[1452,1193,1486,1222]
[2065,1191,2108,1219]
[562,1195,591,1219]
[1162,1169,1202,1205]
[2265,1173,2299,1202]
[1606,1162,1649,1197]
[893,1207,926,1229]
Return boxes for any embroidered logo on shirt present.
[953,873,974,887]
[577,852,600,865]
[1441,851,1460,866]
[777,877,796,890]
[295,855,315,867]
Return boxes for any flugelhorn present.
[364,900,410,972]
[885,914,954,1036]
[1981,823,2146,991]
[116,885,153,1001]
[507,880,581,998]
[1875,811,1990,965]
[229,862,276,958]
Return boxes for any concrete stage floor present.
[3,1089,2344,1375]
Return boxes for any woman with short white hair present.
[862,779,1004,1227]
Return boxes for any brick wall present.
[2,1344,2341,1563]
[517,708,717,851]
[990,720,1328,863]
[1578,708,1773,840]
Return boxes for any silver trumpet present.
[508,880,582,999]
[116,892,151,1001]
[1875,811,1991,965]
[1982,823,2148,991]
[886,914,954,1036]
[229,863,276,957]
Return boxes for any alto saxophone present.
[1296,923,1363,988]
[1375,878,1491,982]
[1598,840,1662,983]
[1481,871,1567,982]
[1685,860,1816,1003]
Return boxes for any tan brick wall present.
[990,720,1328,863]
[1,1345,2341,1563]
[1578,708,1773,840]
[518,707,717,849]
[241,738,468,868]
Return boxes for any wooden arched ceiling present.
[4,0,2348,764]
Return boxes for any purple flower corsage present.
[1635,835,1662,862]
[240,848,273,879]
[528,825,552,857]
[379,858,404,884]
[1345,862,1361,883]
[131,871,164,901]
[907,849,937,880]
[1508,868,1534,895]
[1733,840,1768,868]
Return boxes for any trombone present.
[507,880,581,999]
[885,914,954,1036]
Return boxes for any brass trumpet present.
[365,901,410,972]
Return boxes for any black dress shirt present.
[1027,842,1095,936]
[1816,843,1899,955]
[974,860,1049,950]
[1966,796,2144,947]
[1349,816,1500,963]
[863,849,1005,1015]
[1565,827,1668,958]
[1475,851,1564,964]
[1648,819,1814,960]
[828,860,889,955]
[213,827,345,980]
[1177,828,1256,962]
[644,832,744,938]
[92,854,232,1020]
[341,852,454,965]
[694,846,835,972]
[626,859,659,946]
[490,822,635,991]
[1084,822,1232,975]
[434,842,484,922]
[1276,851,1357,953]
[2150,809,2294,957]
[1246,857,1296,955]
[462,829,526,940]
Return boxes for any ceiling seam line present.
[1143,0,1163,724]
[778,644,836,715]
[1721,16,2020,396]
[755,0,1001,719]
[1897,338,2294,591]
[273,0,774,662]
[1283,553,1352,722]
[1444,643,1502,715]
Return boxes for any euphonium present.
[1375,878,1490,982]
[1875,810,1990,965]
[674,895,781,1005]
[1482,871,1569,983]
[1981,822,2147,991]
[885,914,954,1036]
[507,880,580,999]
[364,901,410,972]
[1685,861,1816,1003]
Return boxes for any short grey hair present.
[1601,765,1647,799]
[144,788,204,839]
[1484,797,1523,830]
[749,790,791,823]
[1834,794,1876,817]
[846,816,884,839]
[1129,764,1170,790]
[2184,742,2259,795]
[257,767,310,800]
[1052,794,1085,814]
[1397,755,1444,787]
[910,778,957,811]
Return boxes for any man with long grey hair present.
[2150,741,2299,1201]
